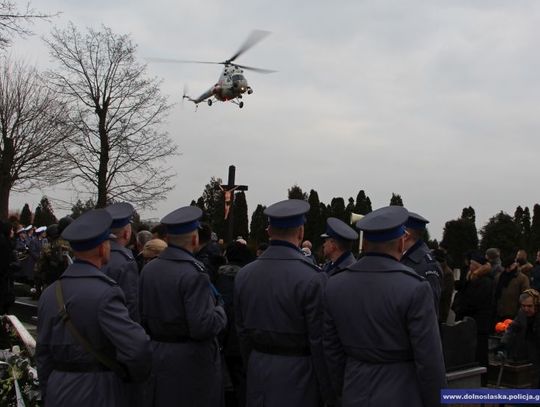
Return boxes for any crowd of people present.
[1,199,540,406]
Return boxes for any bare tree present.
[0,1,57,49]
[0,57,74,218]
[45,23,177,209]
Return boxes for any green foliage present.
[0,327,40,406]
[329,197,347,222]
[287,184,307,200]
[70,198,95,219]
[305,189,324,248]
[195,177,225,239]
[461,206,476,223]
[480,211,521,261]
[530,204,540,253]
[19,203,32,226]
[514,206,532,253]
[233,191,249,240]
[33,196,57,226]
[354,190,372,215]
[249,204,268,246]
[389,193,404,206]
[441,218,478,268]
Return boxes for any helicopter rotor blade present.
[234,64,276,74]
[145,57,222,65]
[227,30,271,63]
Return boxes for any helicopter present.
[147,30,275,109]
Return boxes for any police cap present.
[356,206,408,242]
[61,209,114,251]
[321,217,358,241]
[161,206,203,235]
[264,199,310,228]
[105,202,135,229]
[405,211,429,230]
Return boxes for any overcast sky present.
[10,0,540,241]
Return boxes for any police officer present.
[401,211,442,316]
[234,199,332,406]
[36,209,151,407]
[320,217,358,276]
[324,206,445,407]
[103,202,140,322]
[139,206,227,407]
[35,223,72,289]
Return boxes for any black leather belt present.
[252,343,311,357]
[150,334,194,343]
[53,361,111,372]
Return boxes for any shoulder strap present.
[55,281,128,380]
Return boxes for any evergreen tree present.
[441,218,478,269]
[345,197,355,226]
[287,184,307,200]
[198,177,225,240]
[354,190,372,215]
[390,193,404,206]
[305,189,324,248]
[530,204,540,253]
[480,211,521,261]
[249,204,268,247]
[233,191,249,240]
[20,203,32,226]
[461,206,476,224]
[71,198,95,219]
[33,196,57,226]
[514,206,532,253]
[329,197,347,222]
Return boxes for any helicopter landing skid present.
[231,99,244,109]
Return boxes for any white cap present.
[35,226,47,234]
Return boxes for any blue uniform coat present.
[234,241,332,407]
[139,245,227,407]
[324,253,446,407]
[402,240,442,316]
[103,240,140,322]
[322,251,356,276]
[36,260,152,407]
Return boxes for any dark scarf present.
[495,270,518,300]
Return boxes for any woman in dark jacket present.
[501,289,540,387]
[0,221,17,314]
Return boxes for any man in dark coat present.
[320,217,358,276]
[401,211,442,316]
[139,206,227,407]
[36,209,152,407]
[452,252,493,384]
[103,202,140,322]
[324,206,446,407]
[234,199,333,407]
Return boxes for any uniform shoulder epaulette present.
[398,265,426,282]
[424,252,436,263]
[191,259,206,273]
[101,274,118,286]
[113,246,134,261]
[300,256,321,272]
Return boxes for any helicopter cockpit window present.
[232,75,244,81]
